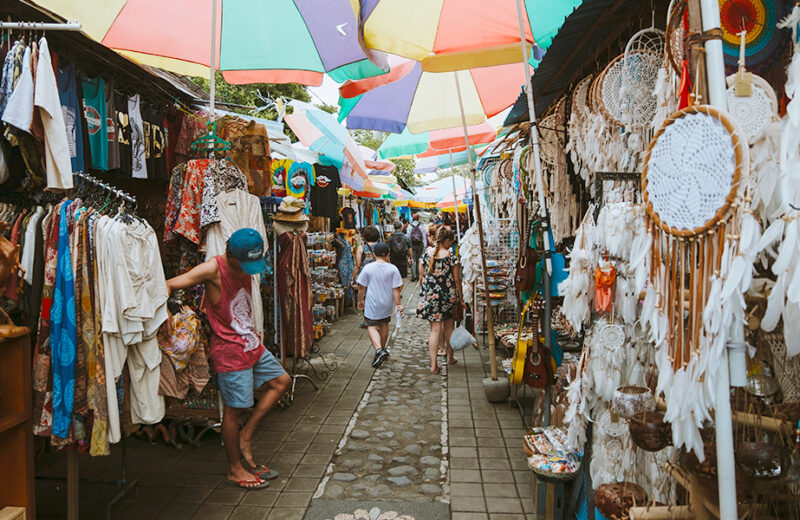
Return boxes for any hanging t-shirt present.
[310,165,341,219]
[81,75,108,171]
[340,207,356,229]
[57,63,84,174]
[270,158,291,197]
[163,109,183,172]
[286,161,314,200]
[128,94,146,179]
[104,81,120,170]
[142,104,167,181]
[114,93,131,176]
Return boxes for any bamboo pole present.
[453,71,498,380]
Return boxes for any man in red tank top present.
[165,228,290,490]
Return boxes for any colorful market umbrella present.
[284,108,369,191]
[378,122,496,159]
[37,0,385,85]
[414,149,480,175]
[355,0,581,71]
[339,60,526,134]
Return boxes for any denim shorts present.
[216,349,286,408]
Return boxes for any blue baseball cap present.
[227,228,267,275]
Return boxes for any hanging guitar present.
[510,296,543,385]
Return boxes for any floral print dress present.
[417,250,459,322]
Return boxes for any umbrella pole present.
[448,149,462,246]
[209,0,217,120]
[453,71,498,382]
[516,0,553,424]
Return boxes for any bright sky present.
[308,75,342,110]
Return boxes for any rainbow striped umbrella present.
[37,0,385,85]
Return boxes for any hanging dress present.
[334,234,354,306]
[276,231,313,358]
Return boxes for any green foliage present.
[190,72,310,120]
[315,102,339,115]
[350,129,417,187]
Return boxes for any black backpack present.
[389,233,407,256]
[409,223,423,245]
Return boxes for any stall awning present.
[504,0,670,125]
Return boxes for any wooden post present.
[686,0,709,104]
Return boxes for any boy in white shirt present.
[356,242,403,368]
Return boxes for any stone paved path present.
[313,287,449,506]
[35,282,537,520]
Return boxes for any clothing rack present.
[0,20,82,32]
[73,172,137,206]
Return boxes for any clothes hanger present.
[191,121,231,154]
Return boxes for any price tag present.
[734,72,752,97]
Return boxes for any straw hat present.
[273,196,309,222]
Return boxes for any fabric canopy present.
[354,0,582,71]
[378,122,496,159]
[339,60,526,134]
[37,0,385,85]
[284,108,369,190]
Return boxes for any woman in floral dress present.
[417,226,464,373]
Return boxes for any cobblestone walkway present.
[310,287,450,513]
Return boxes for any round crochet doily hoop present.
[539,98,566,167]
[572,75,593,115]
[597,321,625,352]
[599,51,662,127]
[642,105,749,237]
[725,73,778,144]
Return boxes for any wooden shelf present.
[0,413,28,435]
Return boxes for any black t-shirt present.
[114,94,132,176]
[143,105,168,181]
[310,165,341,219]
[340,207,356,229]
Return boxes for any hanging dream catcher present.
[719,0,788,73]
[538,97,566,168]
[666,0,688,77]
[723,30,779,145]
[600,50,662,129]
[643,105,749,371]
[725,72,778,144]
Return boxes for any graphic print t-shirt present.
[81,75,107,170]
[128,94,147,179]
[311,165,341,219]
[340,207,356,229]
[57,64,84,173]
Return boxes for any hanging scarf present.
[276,231,313,358]
[51,202,77,439]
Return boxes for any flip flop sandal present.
[227,477,269,490]
[447,359,458,366]
[248,464,279,480]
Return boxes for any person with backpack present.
[407,214,427,281]
[353,226,380,326]
[388,221,411,278]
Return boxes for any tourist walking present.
[388,221,412,278]
[417,226,464,374]
[356,242,403,368]
[407,214,427,281]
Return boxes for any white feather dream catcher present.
[642,104,752,458]
[622,27,666,148]
[756,5,800,357]
[566,75,594,189]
